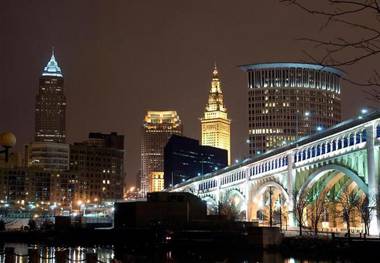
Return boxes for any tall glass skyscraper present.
[28,50,69,172]
[240,62,343,156]
[141,111,183,196]
[35,50,66,143]
[201,64,231,164]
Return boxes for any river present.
[0,243,363,262]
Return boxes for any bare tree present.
[355,195,376,236]
[337,188,360,237]
[308,194,327,235]
[294,191,309,236]
[218,196,240,221]
[281,0,380,99]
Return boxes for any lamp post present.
[0,132,16,162]
[279,194,282,231]
[269,186,273,227]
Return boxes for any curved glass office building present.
[240,62,343,156]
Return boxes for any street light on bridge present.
[296,111,311,140]
[316,126,324,132]
[358,107,376,119]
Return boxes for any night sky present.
[1,0,377,186]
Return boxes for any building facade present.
[70,132,125,202]
[164,135,228,188]
[141,111,183,196]
[0,167,77,213]
[50,171,77,209]
[35,50,66,143]
[201,65,231,164]
[26,142,70,171]
[0,168,51,204]
[240,63,343,156]
[149,172,164,192]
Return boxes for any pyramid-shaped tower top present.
[42,49,63,77]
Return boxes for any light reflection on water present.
[0,244,359,263]
[0,243,114,263]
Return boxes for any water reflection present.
[0,244,362,262]
[0,243,114,263]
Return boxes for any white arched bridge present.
[170,111,380,235]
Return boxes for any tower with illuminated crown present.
[201,64,231,164]
[35,49,66,143]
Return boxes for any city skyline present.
[1,0,377,187]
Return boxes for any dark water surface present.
[0,243,363,262]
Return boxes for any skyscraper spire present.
[201,64,231,164]
[208,63,224,110]
[42,49,63,77]
[213,62,218,78]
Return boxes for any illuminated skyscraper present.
[29,50,69,172]
[149,172,164,192]
[35,50,66,143]
[141,111,183,196]
[201,64,231,164]
[240,62,343,156]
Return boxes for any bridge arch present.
[296,164,368,203]
[252,181,290,203]
[223,188,246,208]
[222,188,247,220]
[183,185,196,194]
[202,195,218,215]
[247,180,289,223]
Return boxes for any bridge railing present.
[171,114,380,193]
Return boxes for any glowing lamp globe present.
[0,132,16,148]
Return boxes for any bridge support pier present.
[366,124,379,236]
[287,152,296,227]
